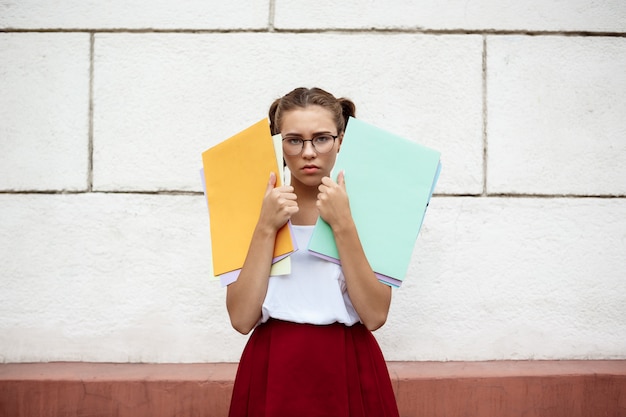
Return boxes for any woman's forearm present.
[226,175,298,334]
[316,173,392,330]
[332,220,392,331]
[225,224,276,334]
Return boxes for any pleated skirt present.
[228,319,399,417]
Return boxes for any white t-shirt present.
[261,225,361,326]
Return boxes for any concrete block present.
[487,36,626,195]
[274,0,626,32]
[378,196,626,361]
[0,33,90,191]
[2,194,624,363]
[0,193,244,363]
[93,33,483,194]
[0,0,269,30]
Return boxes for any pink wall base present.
[1,361,625,417]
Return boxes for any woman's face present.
[280,105,341,189]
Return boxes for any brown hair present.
[268,87,356,135]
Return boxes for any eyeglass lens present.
[282,135,336,155]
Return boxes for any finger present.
[337,170,345,188]
[281,192,298,201]
[280,198,298,206]
[320,176,334,187]
[275,185,295,194]
[266,172,277,195]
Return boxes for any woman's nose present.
[301,140,317,157]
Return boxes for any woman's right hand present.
[258,172,298,232]
[227,172,298,334]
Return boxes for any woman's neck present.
[290,180,319,226]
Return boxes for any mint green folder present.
[307,117,441,287]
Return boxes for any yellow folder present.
[202,119,294,277]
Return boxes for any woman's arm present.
[316,171,392,331]
[226,172,298,334]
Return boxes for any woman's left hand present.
[316,170,352,229]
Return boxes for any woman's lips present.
[302,165,320,174]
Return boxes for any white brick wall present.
[273,0,626,32]
[0,33,90,191]
[92,33,483,193]
[1,1,625,363]
[0,1,268,30]
[487,35,626,195]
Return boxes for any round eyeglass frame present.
[281,134,338,156]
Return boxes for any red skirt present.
[228,319,399,417]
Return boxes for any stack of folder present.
[201,117,441,288]
[200,119,295,286]
[308,117,441,287]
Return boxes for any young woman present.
[227,87,399,417]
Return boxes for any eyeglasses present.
[282,134,338,156]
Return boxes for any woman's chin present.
[291,173,324,188]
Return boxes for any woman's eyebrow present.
[283,130,333,137]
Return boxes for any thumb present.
[266,172,276,194]
[337,170,346,188]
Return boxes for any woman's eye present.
[314,136,330,144]
[287,138,303,145]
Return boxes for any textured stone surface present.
[0,1,269,30]
[1,195,624,362]
[0,193,244,363]
[487,36,626,195]
[3,0,625,32]
[378,196,626,361]
[1,2,625,366]
[273,0,626,32]
[0,33,90,191]
[92,33,482,194]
